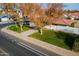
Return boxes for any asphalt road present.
[0,33,46,56]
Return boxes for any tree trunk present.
[73,38,79,52]
[15,21,17,28]
[21,25,23,31]
[19,21,23,31]
[40,28,43,35]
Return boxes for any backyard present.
[30,29,79,51]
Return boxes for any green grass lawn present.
[8,25,30,33]
[30,29,79,50]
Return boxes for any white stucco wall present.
[1,17,9,22]
[29,22,36,27]
[44,25,79,35]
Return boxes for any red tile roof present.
[69,13,79,16]
[66,12,79,17]
[52,18,74,26]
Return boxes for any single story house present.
[0,14,13,23]
[64,12,79,20]
[51,18,75,26]
[23,16,36,27]
[0,14,9,22]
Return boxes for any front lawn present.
[8,25,30,33]
[30,29,79,50]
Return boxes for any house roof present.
[69,13,79,17]
[52,18,74,26]
[0,14,11,18]
[65,12,79,17]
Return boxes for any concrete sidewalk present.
[21,29,38,36]
[1,27,78,56]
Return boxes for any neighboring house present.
[64,13,79,28]
[44,17,78,34]
[23,16,36,27]
[23,16,30,25]
[51,18,74,26]
[0,14,13,23]
[64,12,79,20]
[74,20,79,28]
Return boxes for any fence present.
[44,25,79,35]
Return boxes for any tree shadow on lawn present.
[55,31,76,50]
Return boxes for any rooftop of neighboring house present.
[51,18,74,26]
[0,14,11,18]
[65,12,79,17]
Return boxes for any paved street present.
[0,48,9,56]
[0,33,45,56]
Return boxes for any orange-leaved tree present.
[46,3,64,25]
[21,3,47,35]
